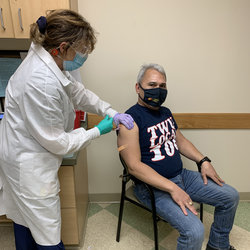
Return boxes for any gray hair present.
[137,63,167,83]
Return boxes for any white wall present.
[77,0,250,195]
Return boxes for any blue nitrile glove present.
[113,113,134,130]
[96,115,113,135]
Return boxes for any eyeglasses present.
[70,43,90,57]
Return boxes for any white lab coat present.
[0,42,117,245]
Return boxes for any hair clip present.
[36,16,47,34]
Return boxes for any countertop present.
[61,151,79,166]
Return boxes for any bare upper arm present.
[117,122,141,169]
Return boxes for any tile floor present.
[0,201,250,250]
[81,201,250,250]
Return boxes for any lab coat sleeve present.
[66,72,118,118]
[21,76,99,156]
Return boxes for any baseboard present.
[89,192,250,203]
[239,192,250,200]
[89,193,121,202]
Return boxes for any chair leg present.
[150,193,159,250]
[152,211,159,250]
[116,181,126,242]
[200,203,203,222]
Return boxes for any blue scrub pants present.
[14,223,65,250]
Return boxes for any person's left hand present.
[200,162,224,186]
[113,113,134,130]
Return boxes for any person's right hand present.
[96,115,113,135]
[170,184,198,216]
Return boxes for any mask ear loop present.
[137,82,146,102]
[51,42,71,57]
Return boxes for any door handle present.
[18,8,24,31]
[0,8,6,30]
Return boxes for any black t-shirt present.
[126,103,183,179]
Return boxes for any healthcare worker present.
[0,9,133,249]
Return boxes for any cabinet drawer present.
[58,166,76,208]
[61,208,79,245]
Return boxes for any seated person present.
[117,63,239,250]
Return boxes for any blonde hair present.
[30,9,96,53]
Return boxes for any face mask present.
[63,52,88,71]
[139,83,168,107]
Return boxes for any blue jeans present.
[14,223,65,250]
[133,169,239,250]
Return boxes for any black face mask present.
[138,83,168,107]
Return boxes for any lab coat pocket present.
[20,153,60,199]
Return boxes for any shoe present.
[206,244,236,250]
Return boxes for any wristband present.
[196,156,211,171]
